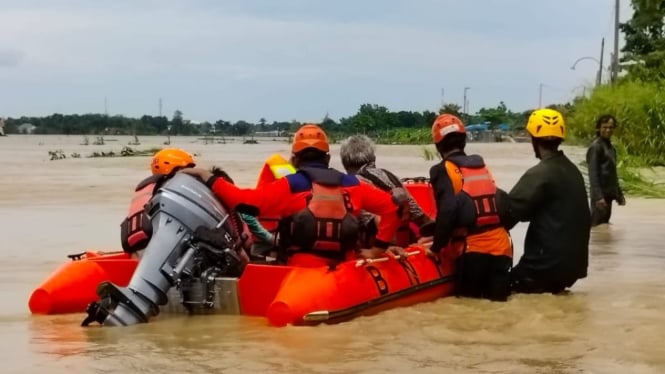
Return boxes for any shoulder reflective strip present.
[462,174,491,182]
[270,164,296,178]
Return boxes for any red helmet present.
[431,114,466,144]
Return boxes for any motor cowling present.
[82,173,243,327]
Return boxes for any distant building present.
[254,130,285,137]
[18,123,37,134]
[0,118,5,136]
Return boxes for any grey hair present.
[340,135,376,169]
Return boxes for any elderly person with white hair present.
[339,135,434,248]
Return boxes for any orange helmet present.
[432,114,466,144]
[292,124,330,154]
[151,148,196,175]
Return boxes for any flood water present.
[1,134,663,373]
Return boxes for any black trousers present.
[456,252,512,302]
[590,198,613,227]
[510,265,577,294]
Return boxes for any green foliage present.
[559,0,665,198]
[439,103,462,116]
[567,80,665,166]
[619,0,665,77]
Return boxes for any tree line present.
[3,100,542,137]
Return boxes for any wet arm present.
[504,168,546,229]
[430,165,457,253]
[208,177,292,218]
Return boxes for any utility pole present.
[597,37,605,86]
[440,88,445,109]
[104,96,108,116]
[158,98,163,117]
[612,0,620,83]
[538,83,544,107]
[463,87,470,115]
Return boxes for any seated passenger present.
[339,134,434,248]
[120,148,196,257]
[120,148,269,266]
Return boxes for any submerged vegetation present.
[49,146,165,161]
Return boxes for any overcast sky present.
[0,0,633,123]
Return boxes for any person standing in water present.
[428,114,513,302]
[586,114,625,227]
[506,108,591,294]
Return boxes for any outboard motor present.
[82,173,246,327]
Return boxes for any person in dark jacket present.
[505,108,591,294]
[586,114,625,227]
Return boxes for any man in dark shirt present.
[586,114,625,226]
[505,108,591,294]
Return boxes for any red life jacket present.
[278,167,359,260]
[120,175,164,253]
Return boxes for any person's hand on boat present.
[386,246,406,259]
[178,167,213,183]
[359,247,385,259]
[416,236,435,256]
[417,236,433,246]
[359,246,406,260]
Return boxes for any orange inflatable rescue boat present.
[258,248,453,326]
[29,251,138,314]
[30,155,453,327]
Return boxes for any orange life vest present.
[278,167,359,260]
[120,175,163,253]
[444,157,512,258]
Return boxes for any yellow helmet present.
[526,108,565,139]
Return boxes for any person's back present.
[512,152,589,283]
[429,114,513,301]
[507,108,590,293]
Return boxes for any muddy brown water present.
[1,135,663,373]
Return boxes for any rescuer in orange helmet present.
[179,123,404,268]
[427,114,513,301]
